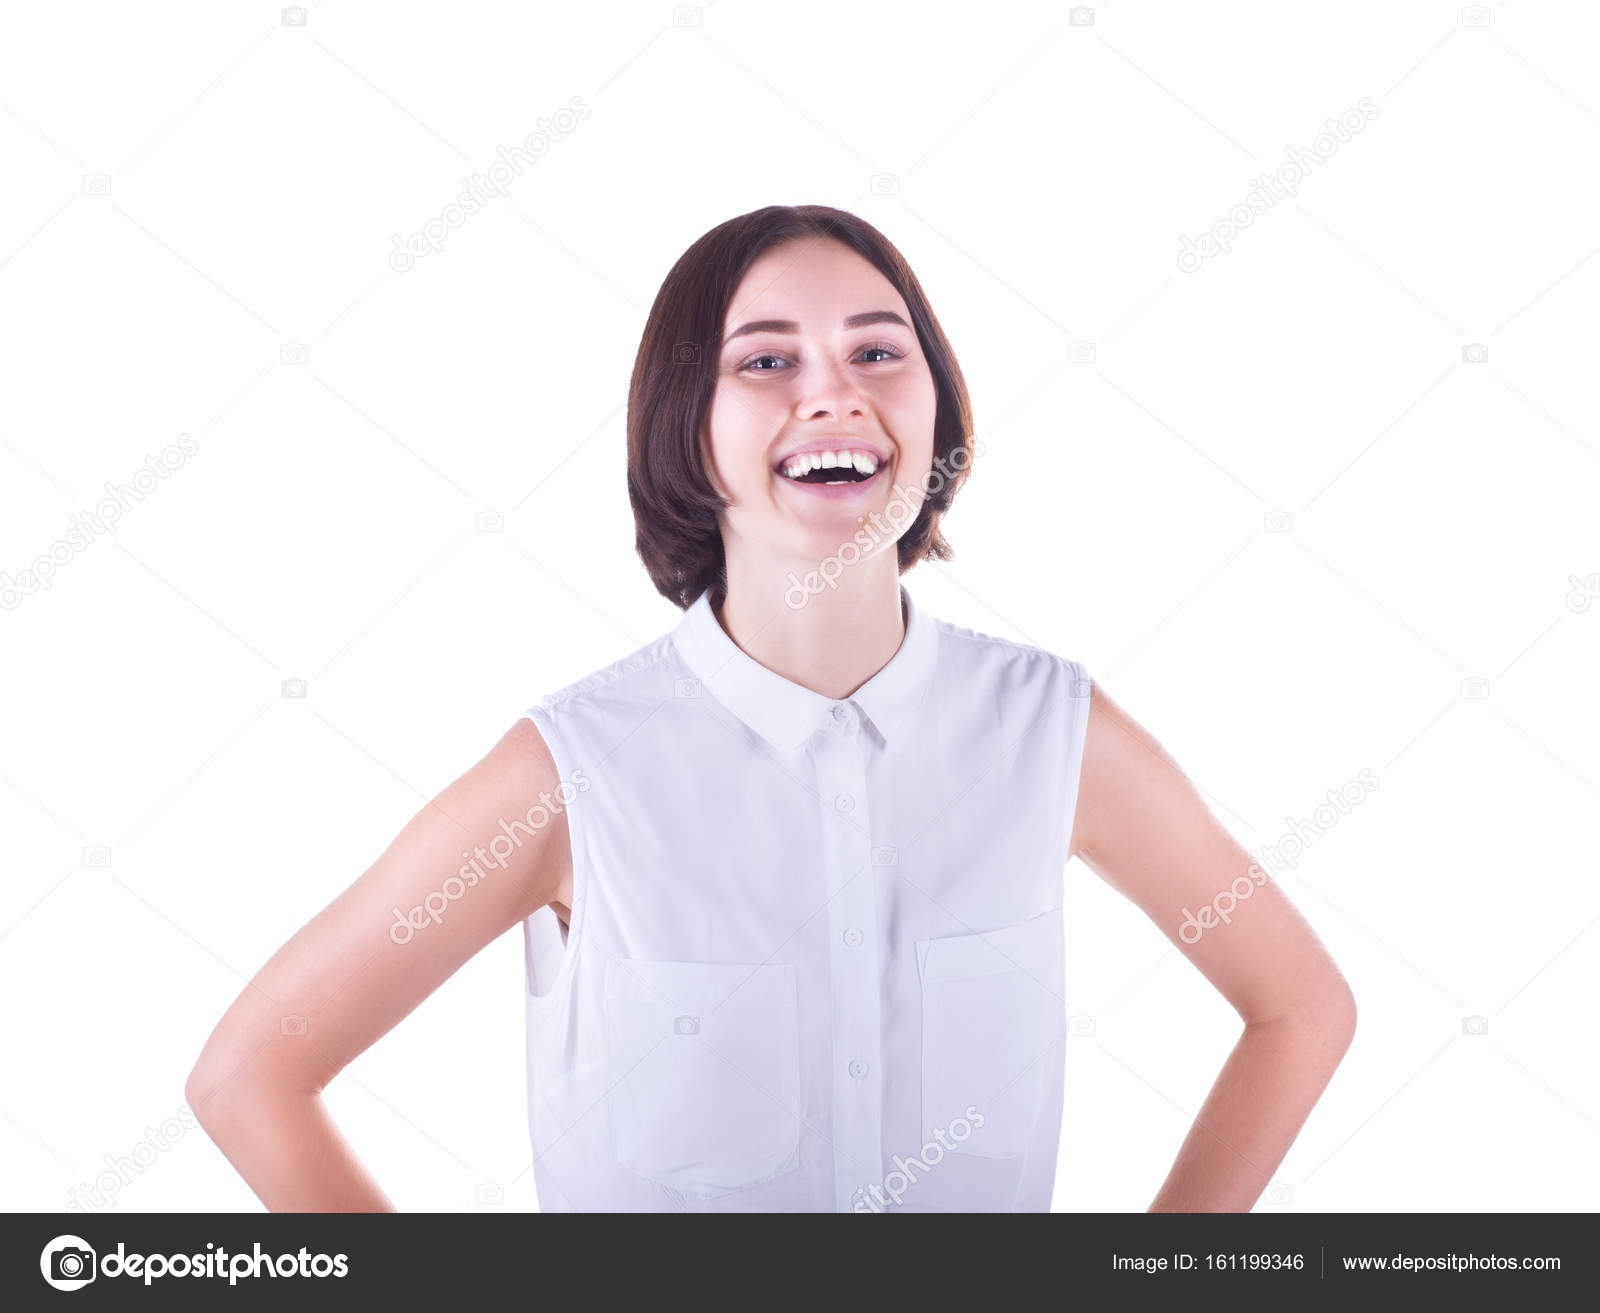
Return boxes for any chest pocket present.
[916,908,1066,1160]
[602,957,802,1198]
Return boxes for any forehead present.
[723,238,905,328]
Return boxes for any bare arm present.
[184,717,571,1212]
[1069,681,1357,1213]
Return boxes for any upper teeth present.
[780,450,880,479]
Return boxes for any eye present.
[735,341,907,373]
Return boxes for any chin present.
[785,516,899,574]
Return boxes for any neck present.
[716,550,908,700]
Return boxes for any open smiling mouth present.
[776,451,883,486]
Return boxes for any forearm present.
[1148,1003,1354,1212]
[189,1078,396,1213]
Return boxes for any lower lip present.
[774,464,888,500]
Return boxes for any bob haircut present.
[627,204,975,612]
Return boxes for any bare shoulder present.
[453,715,574,912]
[1069,679,1195,865]
[437,717,561,828]
[490,714,561,783]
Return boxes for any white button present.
[831,704,850,723]
[835,793,854,813]
[848,1058,869,1078]
[843,926,863,947]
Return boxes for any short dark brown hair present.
[627,204,975,611]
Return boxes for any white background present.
[2,0,1597,1212]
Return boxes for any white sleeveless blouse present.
[518,584,1091,1211]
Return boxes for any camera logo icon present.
[281,678,307,698]
[1459,678,1489,700]
[870,173,900,195]
[1265,1181,1293,1204]
[1263,510,1293,533]
[82,173,111,196]
[1461,342,1488,363]
[1462,1014,1488,1036]
[673,5,701,25]
[41,1235,97,1291]
[674,677,701,699]
[1070,6,1096,25]
[1566,572,1600,613]
[1069,1014,1096,1036]
[279,342,308,365]
[282,7,307,25]
[282,1014,308,1036]
[674,1014,699,1035]
[1068,341,1096,365]
[82,846,112,868]
[476,1182,505,1204]
[475,511,504,532]
[672,341,701,365]
[1461,6,1490,28]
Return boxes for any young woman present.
[187,205,1355,1213]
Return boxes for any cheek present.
[706,388,776,489]
[711,380,779,435]
[882,370,938,451]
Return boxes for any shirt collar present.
[671,584,940,756]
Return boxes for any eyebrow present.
[723,310,911,343]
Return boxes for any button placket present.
[813,703,884,1213]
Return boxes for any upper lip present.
[772,437,891,470]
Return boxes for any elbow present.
[184,1060,228,1133]
[186,1036,319,1135]
[185,1049,263,1134]
[1323,981,1358,1051]
[1249,978,1357,1055]
[1291,978,1358,1058]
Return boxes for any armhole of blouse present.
[519,703,586,1005]
[1058,658,1093,868]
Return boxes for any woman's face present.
[704,237,938,575]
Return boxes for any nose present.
[796,352,869,422]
